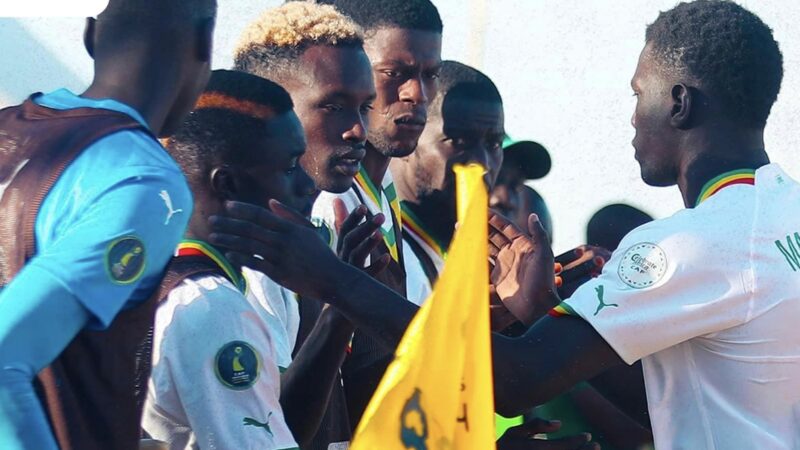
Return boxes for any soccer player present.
[142,70,315,449]
[234,3,376,447]
[311,0,444,426]
[390,60,505,308]
[0,1,214,449]
[210,1,800,447]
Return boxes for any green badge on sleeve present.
[105,236,146,284]
[215,341,261,390]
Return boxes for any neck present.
[677,127,769,207]
[82,61,181,135]
[362,143,392,187]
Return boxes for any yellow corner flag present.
[351,164,495,450]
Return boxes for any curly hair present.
[234,1,364,83]
[165,70,294,182]
[329,0,442,34]
[645,0,783,127]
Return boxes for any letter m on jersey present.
[775,232,800,271]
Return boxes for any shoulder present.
[157,275,251,337]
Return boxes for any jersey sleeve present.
[29,165,192,328]
[558,222,753,364]
[147,278,298,449]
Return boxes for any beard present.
[368,125,418,158]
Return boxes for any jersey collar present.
[695,168,756,207]
[176,239,247,294]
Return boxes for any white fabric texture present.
[142,274,298,450]
[563,164,800,449]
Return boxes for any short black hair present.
[587,203,654,251]
[165,70,294,182]
[645,0,782,128]
[100,0,216,21]
[330,0,442,33]
[432,60,502,117]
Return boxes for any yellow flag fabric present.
[351,164,495,450]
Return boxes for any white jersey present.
[560,164,800,449]
[142,274,298,450]
[312,169,401,262]
[402,239,433,306]
[244,267,300,369]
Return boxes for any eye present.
[323,104,343,112]
[381,69,401,79]
[360,103,374,113]
[425,69,440,80]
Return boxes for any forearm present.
[587,361,651,429]
[325,263,418,349]
[280,306,355,447]
[568,384,653,447]
[0,265,90,449]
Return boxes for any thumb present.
[333,198,349,233]
[527,213,551,247]
[268,199,311,227]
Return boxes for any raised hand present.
[209,200,351,300]
[332,198,390,276]
[497,417,600,450]
[554,245,611,298]
[489,212,561,325]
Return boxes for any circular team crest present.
[215,341,261,390]
[106,236,146,284]
[617,242,667,289]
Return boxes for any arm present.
[0,166,190,450]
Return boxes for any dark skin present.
[278,45,376,194]
[361,27,442,187]
[391,96,505,246]
[82,13,214,137]
[210,38,774,433]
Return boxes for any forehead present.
[296,45,375,96]
[440,97,504,132]
[363,27,442,67]
[260,111,306,159]
[632,43,660,87]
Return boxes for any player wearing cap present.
[142,70,315,450]
[0,1,214,449]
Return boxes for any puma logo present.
[593,285,618,316]
[243,413,273,437]
[159,190,184,225]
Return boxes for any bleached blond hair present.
[234,1,364,82]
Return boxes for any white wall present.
[1,0,798,252]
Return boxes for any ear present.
[670,83,692,129]
[195,17,215,63]
[210,166,238,200]
[83,17,97,59]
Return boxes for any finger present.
[527,213,551,250]
[555,275,563,288]
[348,231,383,267]
[365,253,391,277]
[333,198,351,233]
[225,251,278,275]
[340,214,384,259]
[209,232,281,262]
[554,248,579,266]
[560,259,596,284]
[268,199,313,228]
[222,201,292,232]
[554,262,563,274]
[209,217,284,244]
[489,212,526,241]
[338,204,367,237]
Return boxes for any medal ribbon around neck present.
[695,168,756,206]
[400,201,448,260]
[354,166,400,262]
[176,239,247,294]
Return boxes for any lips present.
[332,146,366,177]
[394,114,426,131]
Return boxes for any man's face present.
[284,45,375,194]
[363,27,442,158]
[236,111,316,217]
[631,43,680,186]
[408,95,504,204]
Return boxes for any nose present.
[399,76,428,106]
[342,114,367,144]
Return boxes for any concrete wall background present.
[1,0,797,252]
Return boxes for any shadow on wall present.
[0,19,86,107]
